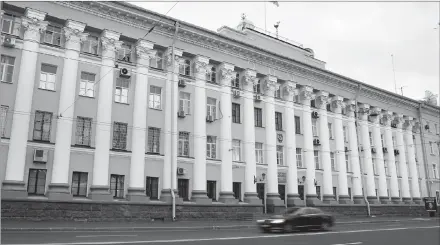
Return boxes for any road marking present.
[331,242,363,245]
[3,225,438,245]
[76,235,138,238]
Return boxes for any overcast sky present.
[130,0,439,103]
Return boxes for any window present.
[275,85,281,99]
[392,136,396,148]
[345,154,350,172]
[255,142,264,164]
[43,26,62,46]
[179,59,191,76]
[296,148,303,167]
[110,174,125,198]
[178,132,190,156]
[369,132,373,146]
[433,164,438,179]
[178,179,189,201]
[207,66,216,83]
[148,127,160,153]
[0,105,8,137]
[333,187,337,198]
[348,187,352,199]
[149,51,163,69]
[295,116,301,134]
[149,86,162,109]
[112,122,128,150]
[81,35,99,55]
[27,169,47,195]
[254,108,262,127]
[327,103,332,112]
[33,111,52,141]
[331,152,336,171]
[314,150,320,169]
[381,134,384,146]
[430,142,434,154]
[79,72,95,97]
[312,119,318,137]
[310,100,316,108]
[275,112,283,131]
[207,97,217,119]
[146,177,159,200]
[372,158,377,175]
[253,79,261,94]
[435,124,439,135]
[179,92,191,114]
[233,182,241,201]
[76,117,92,146]
[1,55,15,83]
[232,139,241,161]
[277,145,284,165]
[328,123,333,139]
[206,135,217,159]
[115,78,129,104]
[316,186,321,200]
[118,43,132,62]
[71,172,88,197]
[39,64,57,91]
[1,14,21,36]
[232,73,240,89]
[343,126,348,143]
[232,103,241,123]
[207,180,217,201]
[384,160,389,176]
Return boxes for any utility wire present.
[141,2,179,40]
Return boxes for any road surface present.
[2,218,439,245]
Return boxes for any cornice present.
[54,1,439,114]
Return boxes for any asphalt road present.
[2,218,439,245]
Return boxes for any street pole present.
[418,102,431,197]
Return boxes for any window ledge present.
[178,155,194,159]
[111,148,131,153]
[117,60,135,67]
[115,101,130,105]
[38,88,56,92]
[42,43,63,49]
[1,80,13,84]
[72,144,94,149]
[79,95,95,99]
[80,52,100,58]
[146,152,161,155]
[29,140,54,145]
[149,67,165,72]
[232,122,242,124]
[149,107,163,111]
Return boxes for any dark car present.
[256,207,335,233]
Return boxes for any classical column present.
[161,47,184,203]
[191,55,211,204]
[358,104,378,204]
[127,40,156,202]
[382,111,400,203]
[394,114,412,203]
[370,107,389,203]
[404,116,422,204]
[48,20,88,200]
[332,96,351,204]
[218,63,238,204]
[345,100,364,204]
[284,82,302,206]
[299,86,320,205]
[242,69,260,204]
[315,91,336,204]
[89,30,122,200]
[263,75,283,206]
[2,9,48,198]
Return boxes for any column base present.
[266,193,284,206]
[322,195,338,204]
[89,185,113,201]
[47,183,72,201]
[286,194,304,207]
[338,195,353,204]
[391,197,402,204]
[244,192,262,205]
[412,197,423,205]
[160,189,183,204]
[126,187,148,202]
[191,190,212,204]
[306,194,322,206]
[402,197,413,204]
[1,180,28,199]
[353,195,365,204]
[366,196,380,204]
[218,191,239,204]
[379,196,391,204]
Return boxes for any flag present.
[270,1,279,7]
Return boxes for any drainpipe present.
[353,84,371,216]
[170,21,179,221]
[418,102,431,197]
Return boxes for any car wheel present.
[284,223,294,233]
[320,221,331,231]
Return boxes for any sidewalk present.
[2,216,437,232]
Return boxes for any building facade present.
[1,1,439,207]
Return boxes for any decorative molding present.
[22,17,48,42]
[382,111,393,126]
[25,7,47,20]
[242,69,258,87]
[393,114,405,127]
[63,26,88,50]
[299,86,314,101]
[135,40,156,61]
[315,91,329,109]
[193,55,210,75]
[219,63,235,86]
[263,75,277,95]
[282,82,296,100]
[331,96,344,112]
[165,47,184,70]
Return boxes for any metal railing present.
[251,26,304,48]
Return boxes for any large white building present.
[1,1,439,209]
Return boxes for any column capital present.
[403,116,415,131]
[282,81,297,101]
[193,55,210,75]
[358,103,370,114]
[331,96,345,113]
[63,20,88,51]
[25,7,47,20]
[299,85,315,103]
[315,91,330,109]
[219,63,235,86]
[22,8,48,42]
[345,100,356,117]
[165,47,184,70]
[100,30,123,53]
[135,39,156,63]
[381,111,394,126]
[368,107,382,123]
[262,75,278,96]
[242,69,258,87]
[393,114,405,128]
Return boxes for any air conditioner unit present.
[382,147,388,153]
[33,149,48,163]
[391,123,397,128]
[313,139,320,146]
[177,167,186,175]
[178,79,186,87]
[371,148,376,154]
[425,125,430,130]
[177,110,186,118]
[394,149,400,155]
[345,147,349,152]
[254,94,262,101]
[119,67,131,78]
[232,89,241,98]
[2,36,16,47]
[206,115,214,122]
[311,111,319,118]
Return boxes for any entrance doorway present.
[257,183,265,204]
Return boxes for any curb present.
[2,218,433,232]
